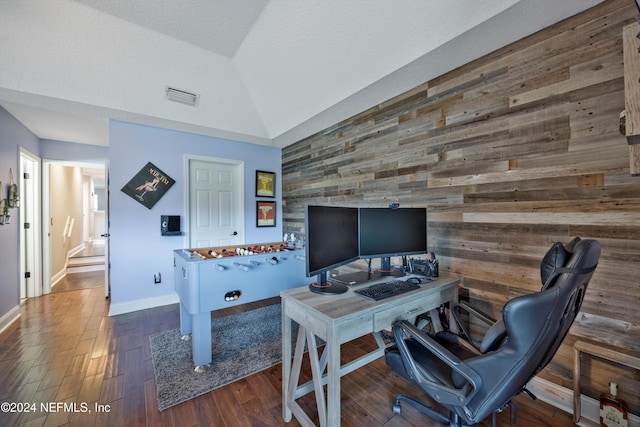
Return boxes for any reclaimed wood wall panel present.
[624,21,640,175]
[282,0,640,413]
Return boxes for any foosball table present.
[174,241,313,370]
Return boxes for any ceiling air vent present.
[165,86,199,107]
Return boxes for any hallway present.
[52,245,105,293]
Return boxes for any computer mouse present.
[406,277,421,285]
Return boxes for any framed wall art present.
[256,170,275,198]
[121,162,175,209]
[256,201,276,227]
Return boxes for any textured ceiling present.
[0,0,604,148]
[73,0,270,58]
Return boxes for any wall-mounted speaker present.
[161,215,181,236]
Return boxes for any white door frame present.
[42,160,51,294]
[183,154,244,248]
[103,160,110,298]
[19,148,42,299]
[42,159,106,295]
[82,180,90,243]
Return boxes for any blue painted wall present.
[0,107,40,324]
[108,120,283,307]
[0,109,282,323]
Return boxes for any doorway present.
[185,155,244,248]
[42,160,108,295]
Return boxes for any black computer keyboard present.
[354,280,420,301]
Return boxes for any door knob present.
[231,231,238,236]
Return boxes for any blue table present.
[174,243,313,370]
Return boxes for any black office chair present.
[385,238,600,426]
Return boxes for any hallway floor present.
[51,271,104,293]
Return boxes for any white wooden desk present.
[281,274,460,427]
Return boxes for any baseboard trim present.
[68,243,85,258]
[0,305,21,335]
[108,293,179,317]
[528,376,639,427]
[50,243,86,289]
[50,268,66,288]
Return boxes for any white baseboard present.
[50,268,66,289]
[0,305,21,335]
[50,243,85,288]
[108,293,179,317]
[68,243,85,258]
[529,376,639,427]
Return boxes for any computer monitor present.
[305,205,360,293]
[359,207,427,271]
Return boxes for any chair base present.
[393,394,471,426]
[393,394,518,427]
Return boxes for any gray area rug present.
[149,304,284,411]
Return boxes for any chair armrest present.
[450,301,498,350]
[392,320,483,407]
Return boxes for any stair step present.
[67,264,105,273]
[68,255,104,266]
[67,255,105,273]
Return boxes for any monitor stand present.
[378,256,405,277]
[380,256,392,273]
[308,272,348,295]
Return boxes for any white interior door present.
[19,148,41,298]
[188,158,243,248]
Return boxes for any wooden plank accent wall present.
[282,0,640,415]
[623,21,640,174]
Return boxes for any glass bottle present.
[600,382,628,427]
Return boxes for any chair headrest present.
[540,237,581,291]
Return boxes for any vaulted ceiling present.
[0,0,604,148]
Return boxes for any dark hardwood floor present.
[0,284,577,426]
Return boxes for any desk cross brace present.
[287,325,390,427]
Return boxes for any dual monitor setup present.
[305,205,427,295]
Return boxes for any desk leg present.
[282,305,293,422]
[283,322,316,426]
[326,326,340,427]
[429,308,443,332]
[449,291,459,335]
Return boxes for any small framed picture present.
[257,201,276,227]
[121,162,175,209]
[256,170,275,198]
